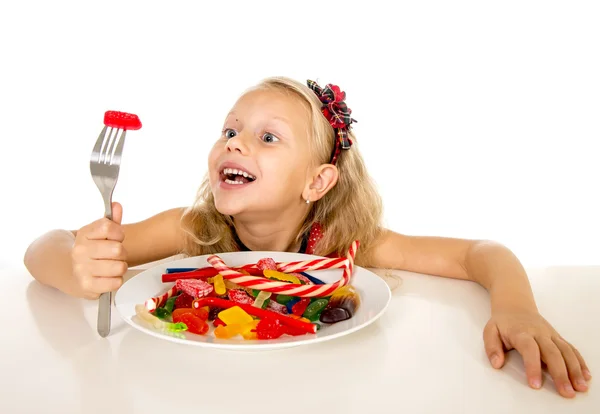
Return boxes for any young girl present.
[24,76,590,398]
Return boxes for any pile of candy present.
[135,242,361,340]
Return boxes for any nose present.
[225,132,251,155]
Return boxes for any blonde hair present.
[179,76,384,266]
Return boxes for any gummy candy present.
[256,317,285,340]
[213,318,226,327]
[172,307,196,322]
[135,304,186,332]
[253,291,272,309]
[257,258,277,271]
[266,300,288,315]
[154,307,171,320]
[286,297,301,314]
[178,313,209,335]
[174,292,195,309]
[192,306,209,321]
[275,294,294,305]
[208,307,223,321]
[319,285,360,324]
[176,279,213,298]
[263,270,300,284]
[194,297,316,334]
[291,298,311,316]
[302,298,329,321]
[294,273,312,284]
[218,306,254,325]
[164,296,177,313]
[228,289,254,305]
[214,274,226,296]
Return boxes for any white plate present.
[114,251,391,350]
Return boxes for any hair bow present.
[307,80,357,164]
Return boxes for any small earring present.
[305,198,310,204]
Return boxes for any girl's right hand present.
[70,202,128,299]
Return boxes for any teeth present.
[222,167,255,180]
[225,179,245,185]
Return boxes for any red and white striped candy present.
[206,241,359,298]
[144,285,178,311]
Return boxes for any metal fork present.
[90,124,127,337]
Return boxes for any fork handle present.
[97,199,113,337]
[104,197,113,221]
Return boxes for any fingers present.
[567,342,592,381]
[537,337,576,398]
[553,337,589,392]
[81,216,125,242]
[112,201,123,225]
[483,321,506,369]
[512,334,543,390]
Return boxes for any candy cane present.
[161,257,347,283]
[144,285,178,311]
[206,241,359,298]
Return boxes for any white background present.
[0,0,598,270]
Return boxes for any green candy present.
[165,296,177,313]
[275,294,294,305]
[303,298,329,321]
[168,322,187,332]
[154,307,171,320]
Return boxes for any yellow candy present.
[218,306,254,325]
[263,270,300,284]
[214,274,226,295]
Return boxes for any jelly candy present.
[253,291,272,309]
[176,279,214,298]
[164,296,177,313]
[193,297,317,334]
[174,292,195,309]
[257,258,277,271]
[214,274,226,296]
[286,297,300,314]
[193,306,209,321]
[154,307,171,320]
[213,318,226,327]
[292,298,310,316]
[256,318,285,339]
[228,289,254,305]
[263,270,300,284]
[302,298,329,321]
[300,272,325,285]
[266,300,288,315]
[178,313,209,335]
[319,285,360,324]
[208,307,223,321]
[275,294,294,305]
[135,304,186,332]
[172,307,196,323]
[293,273,312,284]
[218,306,254,325]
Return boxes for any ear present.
[303,164,339,202]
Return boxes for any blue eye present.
[224,129,237,139]
[262,132,279,143]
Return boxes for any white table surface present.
[1,261,597,414]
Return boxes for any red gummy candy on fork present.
[104,110,142,130]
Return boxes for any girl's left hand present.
[483,310,592,398]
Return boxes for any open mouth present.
[220,167,257,185]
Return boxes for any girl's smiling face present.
[208,87,313,219]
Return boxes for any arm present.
[24,203,187,298]
[367,230,537,311]
[368,229,591,398]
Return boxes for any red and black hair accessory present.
[307,80,357,165]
